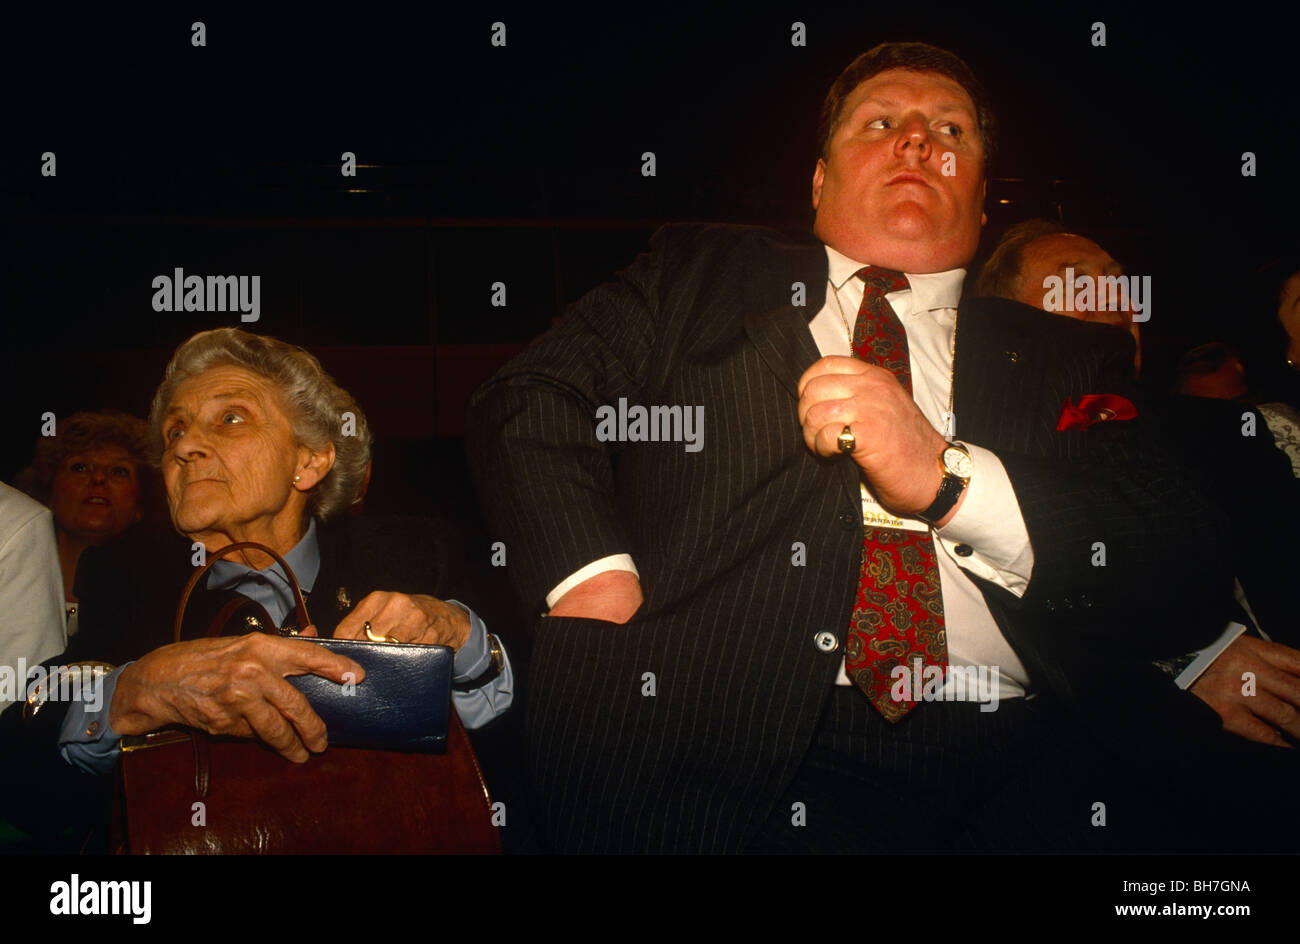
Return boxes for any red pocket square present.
[1055,394,1137,431]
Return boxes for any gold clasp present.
[363,620,398,643]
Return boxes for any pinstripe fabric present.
[466,224,1229,853]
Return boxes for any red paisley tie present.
[843,267,948,721]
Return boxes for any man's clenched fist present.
[797,355,949,518]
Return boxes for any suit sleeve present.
[1154,400,1300,649]
[466,229,671,611]
[991,331,1232,659]
[1213,407,1300,647]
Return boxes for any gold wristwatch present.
[918,442,972,524]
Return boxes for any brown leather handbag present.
[111,542,501,854]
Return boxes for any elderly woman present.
[5,329,511,836]
[16,410,156,638]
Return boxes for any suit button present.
[814,631,838,653]
[1044,599,1056,612]
[1080,593,1093,608]
[954,543,973,557]
[839,512,857,529]
[1062,598,1074,610]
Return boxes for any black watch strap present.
[920,449,972,527]
[452,633,504,692]
[919,472,967,524]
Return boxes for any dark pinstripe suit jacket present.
[467,223,1228,853]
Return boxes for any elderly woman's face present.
[160,365,308,540]
[49,445,142,543]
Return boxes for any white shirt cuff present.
[546,554,640,610]
[1173,622,1248,690]
[935,443,1034,597]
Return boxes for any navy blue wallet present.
[287,638,453,754]
[178,541,454,756]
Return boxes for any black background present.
[3,3,1297,467]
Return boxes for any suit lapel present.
[743,303,824,400]
[740,236,861,508]
[953,297,1046,453]
[741,237,827,399]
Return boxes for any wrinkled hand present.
[109,634,363,762]
[548,570,643,623]
[1190,635,1300,747]
[798,355,946,516]
[333,591,471,650]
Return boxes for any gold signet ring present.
[837,425,856,454]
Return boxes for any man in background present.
[977,220,1300,750]
[973,219,1143,371]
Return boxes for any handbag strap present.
[185,597,282,801]
[173,540,312,643]
[167,542,313,800]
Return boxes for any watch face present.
[943,446,973,478]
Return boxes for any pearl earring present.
[293,474,301,483]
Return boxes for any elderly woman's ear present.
[292,442,336,493]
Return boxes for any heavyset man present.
[468,43,1266,853]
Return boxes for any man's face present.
[1013,233,1128,326]
[812,69,987,273]
[1014,232,1143,373]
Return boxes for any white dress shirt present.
[813,245,1030,699]
[547,244,1035,701]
